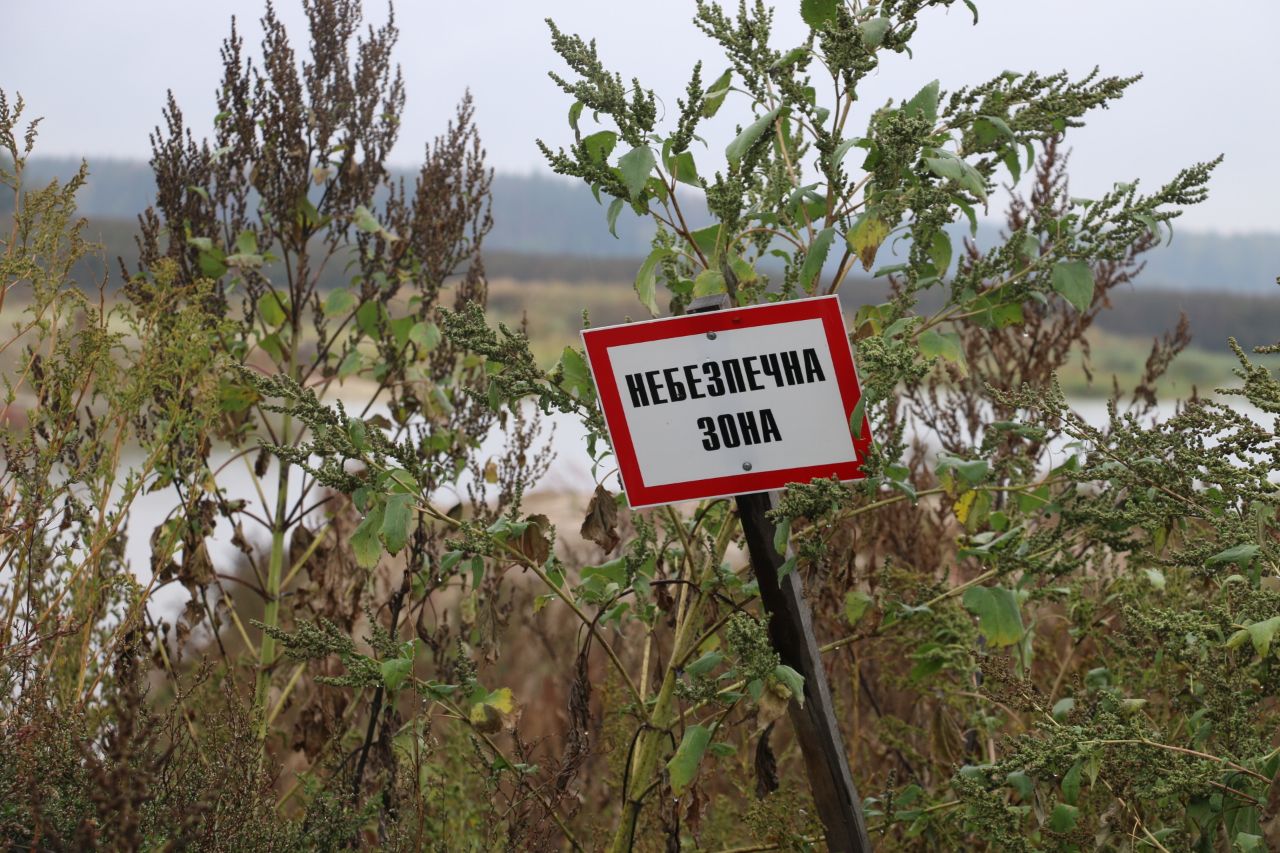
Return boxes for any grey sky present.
[4,0,1277,233]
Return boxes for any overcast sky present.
[4,0,1277,233]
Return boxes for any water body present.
[124,394,1268,618]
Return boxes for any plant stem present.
[608,512,737,852]
[255,352,295,740]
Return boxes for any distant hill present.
[6,157,1278,294]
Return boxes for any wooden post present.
[688,294,872,852]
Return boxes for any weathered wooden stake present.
[689,294,871,852]
[737,491,871,852]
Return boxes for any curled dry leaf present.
[580,483,621,553]
[513,513,552,566]
[754,722,779,798]
[178,540,215,588]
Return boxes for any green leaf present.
[356,301,385,337]
[390,315,415,348]
[635,247,672,316]
[773,518,791,557]
[962,586,1024,647]
[936,453,989,486]
[777,555,797,580]
[323,289,357,318]
[928,230,952,276]
[195,244,227,279]
[1227,615,1280,658]
[925,152,987,201]
[1049,802,1079,832]
[1051,697,1075,722]
[773,664,805,706]
[296,194,326,228]
[1006,770,1034,800]
[619,145,656,201]
[1051,260,1095,312]
[905,80,940,124]
[692,269,727,298]
[702,69,733,118]
[236,230,258,256]
[726,107,783,168]
[671,151,700,187]
[583,130,617,163]
[353,204,381,234]
[1207,543,1261,567]
[832,136,867,168]
[974,114,1015,146]
[667,724,712,795]
[772,46,809,70]
[859,17,891,48]
[218,379,258,414]
[1061,761,1082,805]
[352,503,386,569]
[381,493,414,556]
[337,349,362,378]
[799,227,836,293]
[849,396,867,440]
[606,197,626,237]
[408,321,442,351]
[919,329,964,366]
[800,0,838,28]
[844,590,872,626]
[1237,832,1265,852]
[686,651,724,678]
[257,292,288,328]
[1144,568,1166,590]
[689,224,722,264]
[380,657,413,691]
[559,347,593,399]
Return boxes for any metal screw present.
[706,331,717,340]
[742,462,752,471]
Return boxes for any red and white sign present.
[581,295,872,509]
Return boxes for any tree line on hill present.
[6,156,1278,294]
[4,157,1276,352]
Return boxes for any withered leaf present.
[513,513,552,566]
[754,722,779,798]
[177,540,215,588]
[580,484,620,553]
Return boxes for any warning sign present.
[581,295,872,508]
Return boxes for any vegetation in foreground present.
[3,1,1280,850]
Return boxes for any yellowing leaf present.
[484,687,515,714]
[962,585,1024,647]
[693,269,727,297]
[847,213,890,271]
[954,490,978,525]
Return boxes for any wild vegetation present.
[2,0,1279,851]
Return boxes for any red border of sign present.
[581,295,873,509]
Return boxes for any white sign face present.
[581,296,871,508]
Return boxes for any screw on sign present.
[581,294,874,852]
